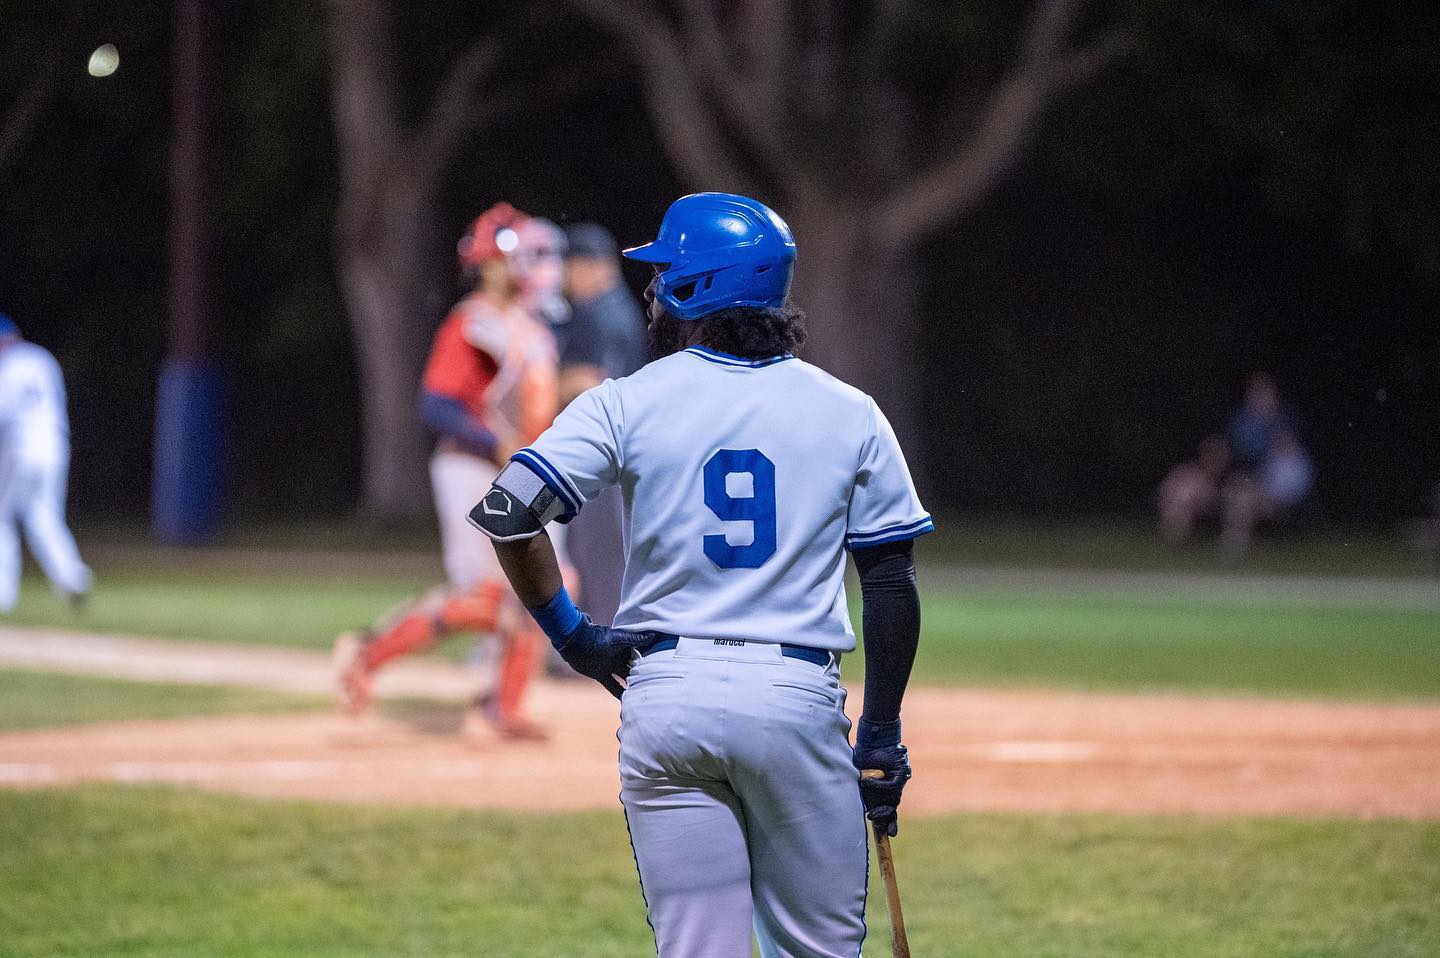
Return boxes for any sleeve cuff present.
[846,515,934,551]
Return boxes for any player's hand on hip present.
[555,616,649,700]
[524,588,649,700]
[853,718,913,837]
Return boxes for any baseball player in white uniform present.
[0,313,92,613]
[469,194,930,956]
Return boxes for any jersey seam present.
[603,380,626,477]
[844,398,880,538]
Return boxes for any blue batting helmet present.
[623,192,796,320]
[0,313,16,337]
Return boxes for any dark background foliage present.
[1,0,1435,525]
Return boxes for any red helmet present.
[457,202,530,269]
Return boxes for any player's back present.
[523,345,930,650]
[0,341,68,462]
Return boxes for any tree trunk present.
[788,210,927,486]
[333,189,446,517]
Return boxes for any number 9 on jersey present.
[702,448,777,569]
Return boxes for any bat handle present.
[860,769,911,958]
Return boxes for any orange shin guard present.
[437,580,505,634]
[359,612,437,671]
[495,628,542,721]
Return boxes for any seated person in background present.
[1226,371,1298,475]
[1220,429,1314,561]
[1157,433,1230,545]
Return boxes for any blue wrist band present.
[527,586,584,649]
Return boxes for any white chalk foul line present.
[977,741,1101,763]
[104,760,351,783]
[0,746,1101,788]
[0,759,503,786]
[0,763,59,783]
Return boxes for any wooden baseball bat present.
[861,768,911,958]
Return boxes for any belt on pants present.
[638,635,833,668]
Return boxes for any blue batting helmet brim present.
[621,241,677,264]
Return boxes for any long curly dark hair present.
[648,303,807,361]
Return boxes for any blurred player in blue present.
[0,313,92,613]
[558,222,648,400]
[469,194,930,956]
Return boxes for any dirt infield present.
[1,629,1438,818]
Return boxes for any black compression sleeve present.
[852,539,920,725]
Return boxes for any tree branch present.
[799,0,855,127]
[1057,23,1135,88]
[672,0,821,203]
[563,0,757,194]
[466,54,629,143]
[851,0,920,178]
[857,0,913,91]
[675,0,770,134]
[0,0,94,184]
[875,0,1128,247]
[742,0,790,120]
[1016,0,1091,65]
[409,36,506,190]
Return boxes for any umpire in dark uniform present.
[556,223,647,628]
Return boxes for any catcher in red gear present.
[333,202,567,740]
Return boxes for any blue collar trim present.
[685,346,795,368]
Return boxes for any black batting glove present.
[554,616,649,700]
[852,717,913,837]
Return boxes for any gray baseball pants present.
[618,638,869,957]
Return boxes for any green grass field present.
[4,539,1438,956]
[10,562,1439,699]
[910,588,1440,698]
[0,670,324,731]
[1,786,1435,957]
[7,575,425,651]
[914,520,1437,578]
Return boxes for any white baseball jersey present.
[0,341,70,464]
[514,344,932,651]
[0,340,90,612]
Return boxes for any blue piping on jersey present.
[510,448,582,521]
[846,515,935,550]
[683,345,795,368]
